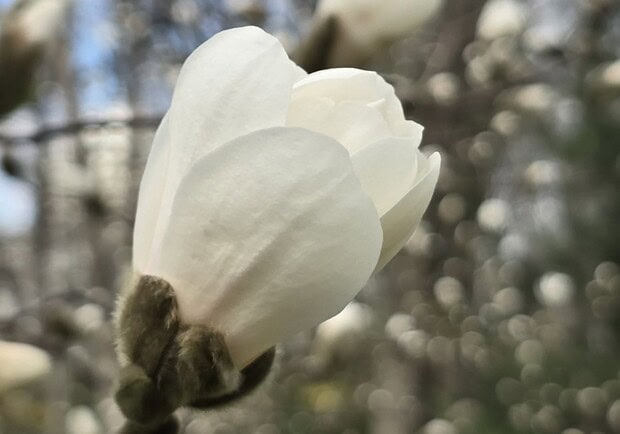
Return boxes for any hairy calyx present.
[115,275,275,432]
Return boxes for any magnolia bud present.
[0,0,69,116]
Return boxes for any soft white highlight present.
[0,340,51,393]
[476,0,527,40]
[11,0,70,44]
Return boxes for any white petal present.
[293,68,390,105]
[351,137,418,216]
[286,96,334,134]
[169,26,294,161]
[287,100,392,153]
[375,152,441,271]
[132,114,171,273]
[150,127,383,368]
[139,26,295,270]
[396,119,424,143]
[291,60,308,82]
[291,68,417,139]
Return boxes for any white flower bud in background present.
[115,26,439,425]
[296,0,444,71]
[0,0,70,116]
[476,0,527,41]
[313,302,374,362]
[65,406,103,434]
[535,272,575,308]
[0,340,51,393]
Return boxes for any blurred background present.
[0,0,619,433]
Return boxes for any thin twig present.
[0,115,163,144]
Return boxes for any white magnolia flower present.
[132,26,440,369]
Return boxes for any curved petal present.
[375,152,441,271]
[398,120,424,143]
[291,60,308,82]
[142,26,296,269]
[293,68,389,104]
[169,26,294,161]
[350,137,418,216]
[287,100,392,153]
[286,96,334,134]
[133,114,171,273]
[149,127,383,368]
[292,68,413,137]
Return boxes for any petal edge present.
[375,152,441,271]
